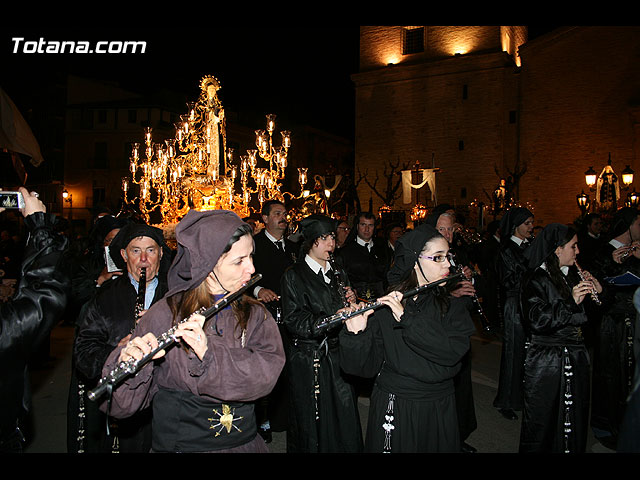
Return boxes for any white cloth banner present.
[402,169,436,204]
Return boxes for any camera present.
[0,191,25,209]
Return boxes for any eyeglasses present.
[419,253,453,263]
[337,226,351,231]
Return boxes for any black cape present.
[280,258,363,453]
[339,290,475,452]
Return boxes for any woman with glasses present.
[280,214,364,452]
[339,223,476,452]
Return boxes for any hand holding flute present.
[119,313,209,365]
[344,291,405,334]
[573,261,602,306]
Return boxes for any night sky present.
[1,27,361,139]
[1,26,560,143]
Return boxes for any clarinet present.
[574,261,602,306]
[451,256,492,332]
[88,273,262,401]
[328,252,350,308]
[133,267,147,324]
[312,272,465,334]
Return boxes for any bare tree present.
[356,157,410,208]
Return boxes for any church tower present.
[352,26,527,226]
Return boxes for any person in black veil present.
[589,206,640,449]
[339,223,476,452]
[519,223,603,453]
[493,207,534,421]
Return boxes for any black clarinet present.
[88,274,262,401]
[450,258,492,333]
[328,252,350,308]
[133,267,147,324]
[312,272,465,334]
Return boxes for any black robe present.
[280,259,363,453]
[519,267,590,453]
[69,273,167,453]
[590,241,639,439]
[339,290,475,453]
[493,238,529,411]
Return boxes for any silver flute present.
[312,271,465,334]
[619,244,638,261]
[574,261,601,306]
[88,273,262,401]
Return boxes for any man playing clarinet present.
[73,223,170,453]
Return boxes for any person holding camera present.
[0,187,69,452]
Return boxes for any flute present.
[574,261,602,306]
[312,272,465,334]
[88,273,262,402]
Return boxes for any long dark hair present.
[544,226,578,301]
[168,223,263,337]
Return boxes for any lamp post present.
[62,188,73,233]
[583,154,634,212]
[576,190,590,216]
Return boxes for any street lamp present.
[576,190,590,215]
[622,165,635,188]
[62,188,73,221]
[584,166,597,190]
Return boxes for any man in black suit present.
[253,200,297,315]
[252,199,297,442]
[336,212,390,302]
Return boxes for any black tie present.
[275,241,283,251]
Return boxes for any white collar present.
[511,235,526,246]
[264,229,283,243]
[305,254,331,278]
[610,238,625,249]
[357,236,372,248]
[540,262,569,276]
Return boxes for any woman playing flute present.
[519,223,602,453]
[100,210,285,453]
[339,223,476,452]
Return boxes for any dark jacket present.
[280,258,363,453]
[336,237,390,301]
[0,212,68,438]
[74,272,168,382]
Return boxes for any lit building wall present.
[354,26,525,225]
[518,26,640,225]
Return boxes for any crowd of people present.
[2,189,640,454]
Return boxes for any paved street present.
[23,320,613,454]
